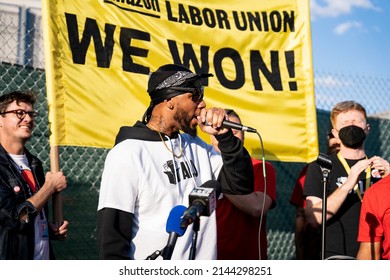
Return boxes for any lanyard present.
[21,169,37,193]
[337,152,371,201]
[8,156,37,194]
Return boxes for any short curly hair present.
[0,90,37,113]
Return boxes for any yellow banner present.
[41,0,318,162]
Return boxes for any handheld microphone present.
[205,119,257,133]
[161,205,187,260]
[180,180,221,229]
[317,153,333,170]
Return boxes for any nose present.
[23,114,33,120]
[197,99,206,108]
[21,113,34,123]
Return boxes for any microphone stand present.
[320,166,330,260]
[316,153,333,260]
[188,216,200,260]
[145,248,163,260]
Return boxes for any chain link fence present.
[1,2,390,260]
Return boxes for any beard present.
[174,107,197,137]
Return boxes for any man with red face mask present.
[303,100,390,259]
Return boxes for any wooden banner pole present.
[50,145,63,227]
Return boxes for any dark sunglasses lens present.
[192,87,203,102]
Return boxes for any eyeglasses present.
[0,109,38,119]
[170,86,204,103]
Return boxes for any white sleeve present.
[97,142,139,213]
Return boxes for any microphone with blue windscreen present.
[161,205,187,260]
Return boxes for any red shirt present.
[216,158,276,260]
[358,175,390,259]
[289,165,308,208]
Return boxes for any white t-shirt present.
[98,133,222,260]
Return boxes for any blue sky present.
[309,0,390,114]
[310,0,390,77]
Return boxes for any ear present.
[164,99,173,110]
[331,128,338,138]
[365,123,370,134]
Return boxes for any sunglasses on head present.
[169,86,204,103]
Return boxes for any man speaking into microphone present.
[97,64,254,260]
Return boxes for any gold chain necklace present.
[148,124,183,158]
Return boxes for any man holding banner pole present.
[0,90,68,259]
[97,64,254,260]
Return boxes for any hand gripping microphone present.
[161,205,187,260]
[204,119,257,133]
[180,180,221,229]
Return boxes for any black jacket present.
[0,144,53,259]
